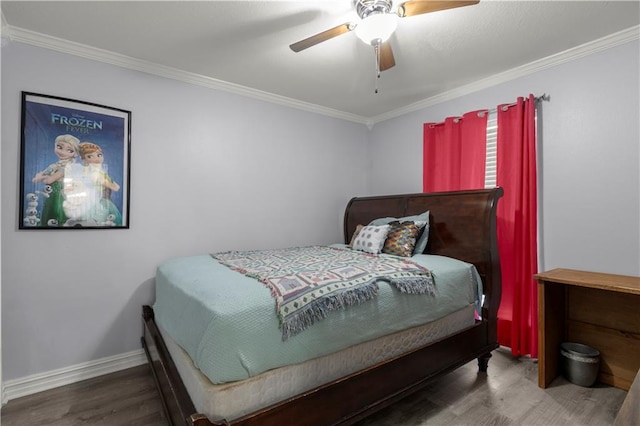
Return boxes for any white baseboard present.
[2,349,147,403]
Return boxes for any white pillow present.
[351,224,390,254]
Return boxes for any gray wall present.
[1,42,369,381]
[368,40,640,276]
[2,37,639,385]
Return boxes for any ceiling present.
[2,1,639,123]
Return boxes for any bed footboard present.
[142,305,199,426]
[143,305,497,426]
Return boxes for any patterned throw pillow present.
[349,224,364,247]
[382,221,421,257]
[351,224,390,254]
[369,210,430,255]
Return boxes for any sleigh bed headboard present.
[344,188,503,325]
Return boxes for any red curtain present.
[423,110,487,192]
[496,95,539,358]
[422,96,539,358]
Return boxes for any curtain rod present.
[428,94,550,125]
[489,93,550,115]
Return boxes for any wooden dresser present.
[535,268,640,390]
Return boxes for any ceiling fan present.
[290,0,479,77]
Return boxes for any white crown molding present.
[5,25,369,125]
[371,25,640,124]
[1,11,10,47]
[4,23,638,127]
[2,349,147,403]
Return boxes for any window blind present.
[484,111,497,188]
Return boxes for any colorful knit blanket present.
[211,246,434,340]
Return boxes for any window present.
[484,111,497,188]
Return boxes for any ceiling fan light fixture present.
[354,13,398,44]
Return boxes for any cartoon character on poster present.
[20,93,129,228]
[76,142,123,226]
[30,134,81,226]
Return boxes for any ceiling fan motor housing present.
[355,0,394,19]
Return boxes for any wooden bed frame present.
[142,187,503,426]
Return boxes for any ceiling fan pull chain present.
[374,38,381,94]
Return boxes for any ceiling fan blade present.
[397,1,479,18]
[379,41,395,71]
[289,23,355,52]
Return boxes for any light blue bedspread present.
[153,246,482,384]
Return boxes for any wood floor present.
[1,347,627,426]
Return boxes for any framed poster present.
[19,92,131,229]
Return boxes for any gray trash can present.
[560,342,600,387]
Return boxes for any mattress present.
[160,303,477,422]
[154,248,482,384]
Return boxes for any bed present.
[142,187,503,426]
